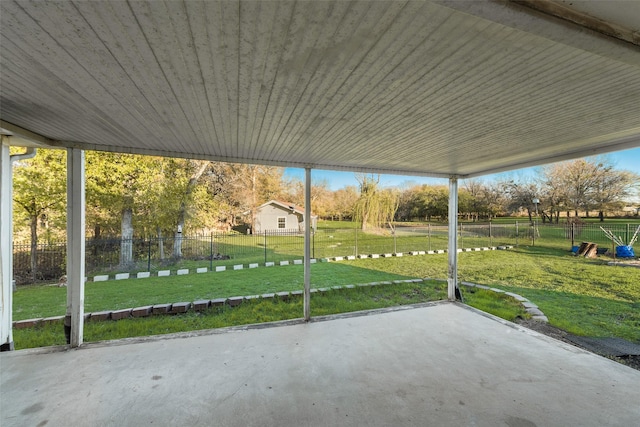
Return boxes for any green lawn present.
[13,262,415,320]
[316,248,640,342]
[77,219,638,279]
[12,280,529,349]
[12,246,640,348]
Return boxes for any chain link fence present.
[12,222,639,285]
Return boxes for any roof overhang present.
[1,0,639,178]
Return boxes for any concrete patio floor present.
[1,302,639,427]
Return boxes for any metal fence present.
[12,222,639,285]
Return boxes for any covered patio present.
[1,0,640,424]
[2,303,639,426]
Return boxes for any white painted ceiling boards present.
[1,0,639,178]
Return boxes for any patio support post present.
[0,140,14,351]
[303,167,311,321]
[447,177,459,301]
[66,148,86,347]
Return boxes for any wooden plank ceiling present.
[1,0,639,178]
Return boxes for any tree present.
[560,159,601,217]
[284,177,332,218]
[502,180,540,223]
[172,160,210,258]
[592,166,638,221]
[86,152,158,266]
[538,164,569,223]
[539,158,638,221]
[414,185,449,221]
[218,164,285,232]
[353,174,399,231]
[330,186,358,221]
[483,182,508,220]
[461,179,493,221]
[395,185,421,222]
[12,149,67,281]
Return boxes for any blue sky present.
[285,147,640,191]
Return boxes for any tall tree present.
[561,159,601,217]
[539,158,638,221]
[86,152,158,266]
[461,179,490,221]
[285,177,332,218]
[219,164,285,232]
[415,185,449,221]
[330,186,358,221]
[502,180,540,223]
[591,165,638,221]
[172,160,210,258]
[538,164,569,223]
[12,149,67,280]
[354,174,399,231]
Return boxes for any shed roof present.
[1,0,639,178]
[257,200,316,218]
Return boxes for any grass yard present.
[310,248,640,342]
[12,281,527,349]
[74,219,638,279]
[13,263,416,320]
[12,246,640,348]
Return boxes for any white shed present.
[252,200,317,233]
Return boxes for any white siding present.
[254,204,302,233]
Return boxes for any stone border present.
[458,281,548,322]
[13,271,544,329]
[82,246,514,284]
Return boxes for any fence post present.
[355,227,358,257]
[531,221,535,246]
[459,223,463,249]
[428,223,431,251]
[571,222,575,247]
[626,223,630,245]
[515,221,519,247]
[393,230,397,254]
[312,230,315,259]
[264,231,267,264]
[210,233,214,271]
[147,239,151,272]
[489,221,493,247]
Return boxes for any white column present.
[447,177,459,301]
[303,168,312,321]
[0,141,14,350]
[66,148,86,347]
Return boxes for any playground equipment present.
[600,225,639,258]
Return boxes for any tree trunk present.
[173,161,209,258]
[93,225,101,256]
[30,212,38,282]
[173,213,185,258]
[120,207,134,266]
[249,167,257,233]
[157,227,165,260]
[361,211,369,231]
[599,211,604,222]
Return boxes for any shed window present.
[278,217,286,229]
